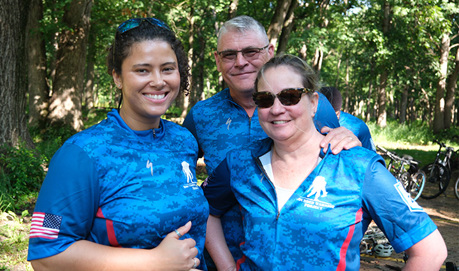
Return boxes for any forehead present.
[217,29,266,51]
[123,40,177,65]
[258,65,303,91]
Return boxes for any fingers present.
[189,257,200,270]
[320,127,362,154]
[170,221,192,240]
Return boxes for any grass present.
[0,211,32,271]
[1,116,458,270]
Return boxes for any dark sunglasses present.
[117,17,170,34]
[253,88,312,108]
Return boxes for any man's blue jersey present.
[203,138,437,270]
[182,88,339,265]
[339,111,376,151]
[28,109,209,269]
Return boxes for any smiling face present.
[214,29,274,96]
[113,39,180,130]
[257,65,318,143]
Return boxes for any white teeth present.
[145,94,165,99]
[272,120,288,124]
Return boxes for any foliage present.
[0,211,32,271]
[0,142,46,213]
[369,119,459,166]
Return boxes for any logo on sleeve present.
[394,182,424,212]
[297,176,335,210]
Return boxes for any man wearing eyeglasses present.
[182,15,360,270]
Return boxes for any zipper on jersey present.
[254,156,281,219]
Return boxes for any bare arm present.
[403,229,447,271]
[320,126,362,154]
[31,221,201,271]
[205,215,236,271]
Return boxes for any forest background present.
[0,0,459,269]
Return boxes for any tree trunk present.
[444,46,458,129]
[178,6,196,121]
[0,0,33,147]
[26,0,49,127]
[276,0,298,54]
[377,0,390,128]
[227,0,238,20]
[47,0,93,132]
[83,25,96,112]
[377,71,388,127]
[433,34,450,133]
[400,86,408,124]
[267,0,292,49]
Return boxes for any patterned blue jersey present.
[339,111,376,151]
[28,109,209,270]
[203,138,437,270]
[182,89,339,266]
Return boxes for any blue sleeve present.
[27,143,99,261]
[358,122,376,152]
[362,159,437,253]
[182,108,204,158]
[202,158,237,216]
[314,92,340,131]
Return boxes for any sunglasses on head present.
[117,17,170,34]
[252,88,312,108]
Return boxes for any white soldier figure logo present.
[181,161,194,183]
[306,176,328,201]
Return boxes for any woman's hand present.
[320,126,361,154]
[153,221,201,270]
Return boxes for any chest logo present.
[182,161,198,190]
[306,176,328,200]
[226,118,232,130]
[297,176,335,210]
[146,160,153,176]
[182,161,194,183]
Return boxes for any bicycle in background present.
[455,175,459,200]
[376,145,426,201]
[421,140,456,200]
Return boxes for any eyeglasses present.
[217,45,269,63]
[117,17,170,34]
[252,88,312,108]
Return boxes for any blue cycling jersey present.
[339,111,376,151]
[28,109,209,269]
[183,88,340,266]
[204,138,437,270]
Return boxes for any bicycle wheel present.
[409,170,426,201]
[420,163,451,199]
[455,177,459,200]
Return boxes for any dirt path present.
[360,170,459,271]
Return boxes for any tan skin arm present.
[320,126,362,154]
[30,221,201,271]
[403,229,447,271]
[205,215,236,271]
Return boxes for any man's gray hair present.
[217,15,269,47]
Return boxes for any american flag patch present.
[29,212,62,239]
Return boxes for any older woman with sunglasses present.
[203,54,446,270]
[27,18,208,270]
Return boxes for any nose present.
[149,71,165,88]
[234,52,249,66]
[270,97,286,115]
